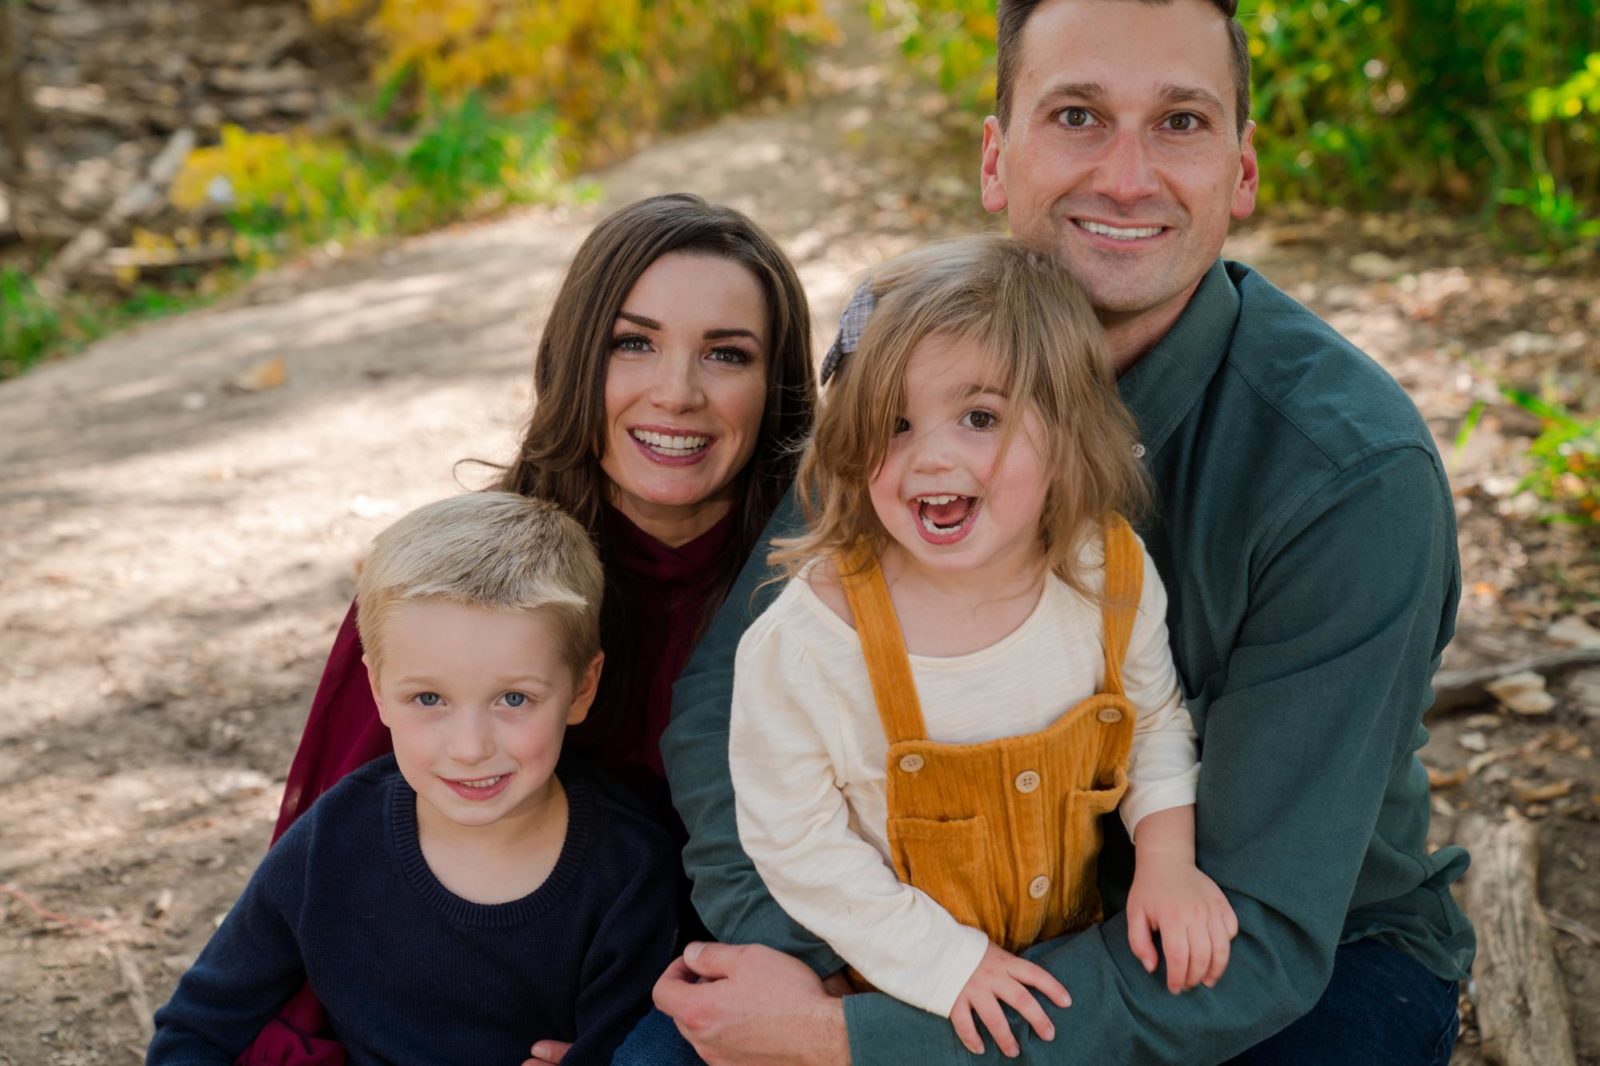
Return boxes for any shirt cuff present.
[1120,763,1200,838]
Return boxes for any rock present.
[1485,671,1557,716]
[1548,615,1600,649]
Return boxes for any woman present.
[243,192,816,1065]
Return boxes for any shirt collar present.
[1116,259,1242,458]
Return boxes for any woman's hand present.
[522,1038,570,1065]
[948,941,1070,1058]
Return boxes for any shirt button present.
[1014,770,1041,794]
[1132,442,1147,458]
[1096,707,1124,724]
[898,753,925,773]
[1028,875,1051,899]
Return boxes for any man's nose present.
[648,353,705,412]
[1091,128,1161,205]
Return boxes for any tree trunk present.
[0,0,31,178]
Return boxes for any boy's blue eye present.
[416,692,441,707]
[504,692,527,708]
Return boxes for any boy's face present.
[367,600,601,833]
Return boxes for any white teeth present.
[631,429,709,454]
[1078,220,1162,240]
[458,775,504,788]
[916,494,961,505]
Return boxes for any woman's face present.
[600,251,770,547]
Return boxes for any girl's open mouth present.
[911,494,980,545]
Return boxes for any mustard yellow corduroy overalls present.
[836,517,1142,963]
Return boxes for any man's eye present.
[960,410,998,430]
[1166,112,1200,132]
[416,692,441,707]
[503,692,527,708]
[1060,107,1092,127]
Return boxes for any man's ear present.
[566,652,604,726]
[979,115,1009,215]
[364,654,390,727]
[1231,120,1259,221]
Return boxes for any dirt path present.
[3,11,1597,1064]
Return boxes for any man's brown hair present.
[995,0,1251,137]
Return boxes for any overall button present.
[1028,875,1051,899]
[898,753,925,773]
[1014,770,1041,794]
[1096,707,1124,724]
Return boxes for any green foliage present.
[873,0,1600,250]
[1502,388,1600,525]
[172,96,567,263]
[0,269,63,377]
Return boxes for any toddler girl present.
[729,236,1237,1058]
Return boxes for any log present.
[1427,647,1600,717]
[1458,815,1577,1066]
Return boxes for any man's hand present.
[654,942,851,1065]
[521,1038,570,1066]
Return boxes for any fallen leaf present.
[1514,779,1575,804]
[229,356,287,393]
[1459,731,1489,752]
[1484,670,1556,716]
[1428,766,1468,789]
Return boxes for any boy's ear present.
[566,652,604,726]
[363,654,390,726]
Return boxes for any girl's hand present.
[1126,854,1239,994]
[949,941,1071,1058]
[522,1038,570,1065]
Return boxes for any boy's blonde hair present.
[356,492,604,678]
[775,236,1149,599]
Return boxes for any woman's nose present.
[647,352,705,412]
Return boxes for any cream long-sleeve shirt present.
[729,539,1198,1016]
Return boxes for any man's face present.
[981,0,1258,347]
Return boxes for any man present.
[655,1,1475,1062]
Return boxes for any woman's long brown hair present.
[493,193,816,740]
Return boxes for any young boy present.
[149,492,678,1065]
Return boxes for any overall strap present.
[1099,515,1144,697]
[835,544,929,745]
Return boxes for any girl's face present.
[600,251,770,547]
[868,332,1052,584]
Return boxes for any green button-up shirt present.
[663,260,1475,1064]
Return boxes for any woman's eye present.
[503,692,527,708]
[611,334,651,353]
[708,346,751,365]
[960,409,999,430]
[1059,107,1092,128]
[416,692,441,707]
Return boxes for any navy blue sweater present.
[149,756,678,1065]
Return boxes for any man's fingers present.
[680,940,741,980]
[996,980,1056,1041]
[951,1002,987,1056]
[653,954,701,1015]
[1126,908,1158,974]
[975,994,1020,1058]
[527,1040,570,1065]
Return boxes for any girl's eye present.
[611,333,651,353]
[1059,107,1093,128]
[416,692,441,707]
[892,417,911,435]
[503,692,527,708]
[960,409,999,430]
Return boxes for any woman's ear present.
[566,652,604,726]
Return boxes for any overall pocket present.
[889,814,1007,942]
[1056,772,1128,931]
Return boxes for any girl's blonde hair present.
[356,492,604,678]
[773,235,1149,599]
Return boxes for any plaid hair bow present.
[819,281,877,386]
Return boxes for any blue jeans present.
[613,939,1459,1065]
[1225,938,1461,1065]
[612,1007,705,1066]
